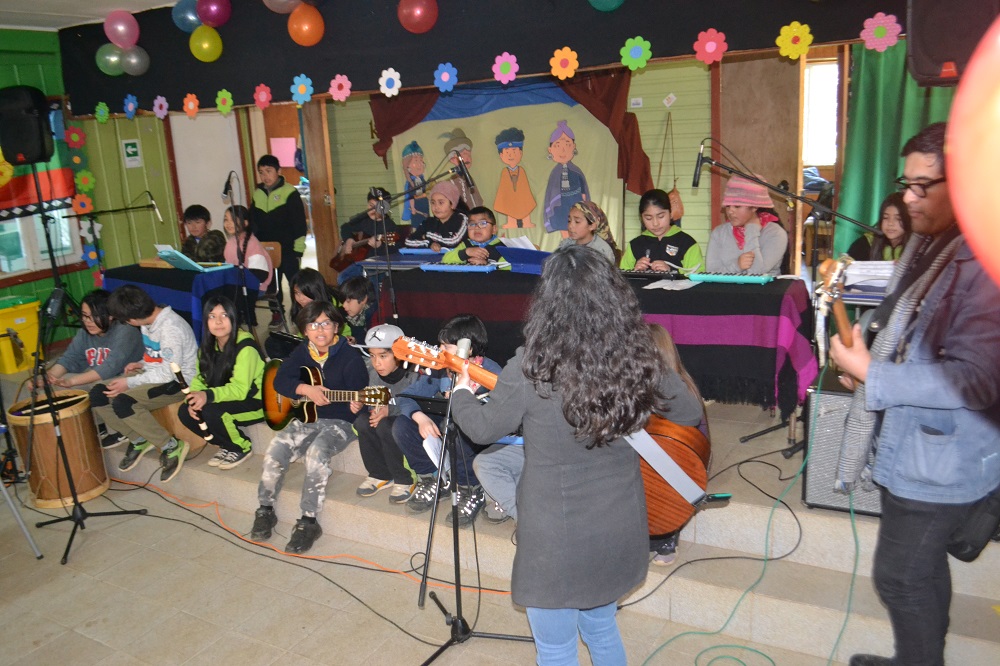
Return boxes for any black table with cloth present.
[376,270,818,418]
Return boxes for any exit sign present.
[122,139,142,168]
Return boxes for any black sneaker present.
[159,440,189,483]
[445,484,485,527]
[101,431,129,450]
[218,449,251,470]
[118,441,153,471]
[251,507,277,541]
[285,519,322,554]
[407,474,449,514]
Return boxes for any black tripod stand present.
[415,358,532,664]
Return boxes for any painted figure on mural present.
[543,120,590,237]
[441,127,483,212]
[400,141,429,228]
[493,127,536,229]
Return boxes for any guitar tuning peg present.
[403,361,409,369]
[425,368,432,375]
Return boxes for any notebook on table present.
[154,245,232,272]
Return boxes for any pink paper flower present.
[861,12,902,52]
[153,95,169,119]
[492,52,519,85]
[254,84,272,110]
[65,126,86,149]
[693,29,728,65]
[328,75,351,102]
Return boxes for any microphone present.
[456,155,477,195]
[148,192,163,223]
[692,141,706,189]
[456,338,472,360]
[222,174,233,201]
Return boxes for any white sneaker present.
[356,477,393,497]
[207,450,227,467]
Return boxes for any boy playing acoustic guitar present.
[251,300,367,554]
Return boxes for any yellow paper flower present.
[776,21,813,60]
[0,154,13,189]
[550,47,579,80]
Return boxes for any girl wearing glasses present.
[441,206,508,268]
[848,192,913,262]
[252,300,368,555]
[177,295,265,470]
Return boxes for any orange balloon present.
[288,3,324,47]
[947,15,1000,289]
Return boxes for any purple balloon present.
[197,0,232,28]
[104,10,139,49]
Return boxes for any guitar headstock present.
[361,386,391,406]
[391,337,456,376]
[817,256,853,313]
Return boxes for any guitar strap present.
[625,429,708,507]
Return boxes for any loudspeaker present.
[0,85,54,165]
[801,383,882,517]
[907,0,1000,86]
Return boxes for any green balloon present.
[588,0,625,11]
[95,43,125,76]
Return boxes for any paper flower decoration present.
[65,126,86,148]
[81,244,104,268]
[434,63,458,92]
[694,29,728,65]
[0,158,12,189]
[92,269,104,288]
[183,93,199,118]
[153,95,169,119]
[620,36,652,71]
[68,148,88,171]
[254,84,272,110]
[328,75,352,102]
[95,102,110,124]
[861,12,902,52]
[216,89,234,115]
[291,74,314,106]
[123,94,138,120]
[492,52,519,84]
[79,221,103,243]
[379,68,401,97]
[72,193,93,215]
[75,170,96,193]
[550,47,579,80]
[776,21,813,60]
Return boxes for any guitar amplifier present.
[801,376,882,517]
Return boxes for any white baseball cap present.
[352,324,404,350]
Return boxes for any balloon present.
[302,0,326,5]
[95,43,125,76]
[172,0,201,33]
[947,15,1000,289]
[104,10,140,49]
[288,3,324,47]
[397,0,438,35]
[263,0,301,13]
[197,0,232,28]
[189,25,223,62]
[588,0,626,10]
[121,45,150,76]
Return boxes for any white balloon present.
[263,0,302,14]
[121,45,150,76]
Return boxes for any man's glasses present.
[894,176,946,198]
[468,220,493,229]
[306,320,335,331]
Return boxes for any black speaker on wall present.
[907,0,1000,86]
[801,381,882,517]
[0,85,54,165]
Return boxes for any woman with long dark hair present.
[223,204,273,292]
[848,192,913,262]
[177,295,266,470]
[450,245,703,664]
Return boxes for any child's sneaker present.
[356,477,393,497]
[207,450,227,467]
[407,474,449,513]
[159,439,189,482]
[483,497,512,524]
[285,518,322,554]
[445,484,485,527]
[101,431,129,450]
[651,532,679,566]
[118,441,152,471]
[251,507,277,541]
[218,449,251,470]
[389,481,416,504]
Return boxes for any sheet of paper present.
[642,279,701,291]
[500,235,536,250]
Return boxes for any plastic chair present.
[257,242,288,333]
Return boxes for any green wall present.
[326,96,395,224]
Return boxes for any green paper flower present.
[75,169,96,193]
[216,89,234,115]
[620,36,652,71]
[95,102,110,124]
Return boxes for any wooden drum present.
[7,390,109,509]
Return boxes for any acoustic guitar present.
[262,359,390,430]
[390,336,712,534]
[329,232,398,272]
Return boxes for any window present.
[802,61,839,166]
[0,209,81,275]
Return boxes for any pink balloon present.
[104,10,140,49]
[197,0,232,28]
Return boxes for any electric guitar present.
[390,336,712,534]
[262,359,390,430]
[815,256,854,369]
[329,232,399,272]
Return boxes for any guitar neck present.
[322,390,368,403]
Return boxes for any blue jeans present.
[525,601,626,666]
[392,414,480,486]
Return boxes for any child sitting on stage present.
[392,314,501,527]
[251,300,368,554]
[706,176,788,276]
[441,206,508,268]
[349,324,424,503]
[336,276,374,344]
[404,181,468,252]
[620,189,702,274]
[177,296,265,471]
[91,285,197,483]
[558,200,618,264]
[223,204,273,292]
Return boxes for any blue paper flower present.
[434,63,458,93]
[123,94,138,120]
[81,244,104,268]
[290,74,314,106]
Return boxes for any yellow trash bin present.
[0,296,39,374]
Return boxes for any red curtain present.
[558,68,653,196]
[370,89,440,166]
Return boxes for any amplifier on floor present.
[801,378,882,517]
